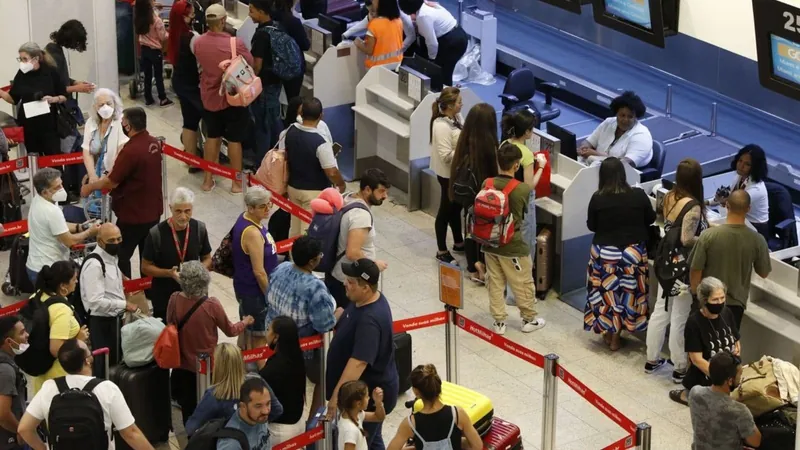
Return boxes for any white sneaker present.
[493,321,507,335]
[521,318,546,333]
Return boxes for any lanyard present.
[168,219,191,263]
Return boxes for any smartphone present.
[332,142,342,157]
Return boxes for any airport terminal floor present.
[0,88,698,450]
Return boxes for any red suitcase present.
[483,418,522,450]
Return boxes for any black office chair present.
[499,68,561,126]
[764,182,798,251]
[638,141,666,183]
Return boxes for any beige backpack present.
[731,356,787,417]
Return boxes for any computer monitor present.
[590,0,679,48]
[753,0,800,101]
[318,14,348,45]
[401,57,444,92]
[546,122,577,161]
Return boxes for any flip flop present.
[669,389,688,406]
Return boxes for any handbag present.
[55,103,79,139]
[211,227,236,278]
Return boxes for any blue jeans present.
[26,268,38,287]
[250,84,283,163]
[362,378,398,450]
[237,293,268,335]
[506,192,537,305]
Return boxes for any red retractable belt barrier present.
[0,157,28,175]
[601,434,636,450]
[455,313,545,368]
[0,220,28,238]
[272,425,324,450]
[37,152,84,168]
[162,143,241,182]
[248,175,312,224]
[557,365,638,435]
[393,311,448,333]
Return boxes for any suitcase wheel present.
[2,282,18,296]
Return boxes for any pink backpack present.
[218,38,262,107]
[255,126,290,195]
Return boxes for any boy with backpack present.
[470,142,545,335]
[17,339,153,450]
[0,316,28,450]
[249,0,302,163]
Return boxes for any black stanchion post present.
[444,306,459,383]
[636,423,652,450]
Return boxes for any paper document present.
[23,100,50,119]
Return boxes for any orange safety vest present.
[365,17,404,69]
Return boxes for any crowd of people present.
[0,2,788,450]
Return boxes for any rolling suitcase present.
[413,381,494,435]
[535,228,554,299]
[3,234,34,296]
[110,362,172,446]
[483,418,522,450]
[394,332,412,394]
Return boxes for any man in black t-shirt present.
[249,0,290,161]
[141,187,212,321]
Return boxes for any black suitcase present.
[2,235,34,296]
[393,332,412,394]
[109,362,171,445]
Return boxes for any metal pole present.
[161,149,169,221]
[321,331,333,450]
[196,353,210,404]
[636,423,652,450]
[665,84,673,118]
[242,170,250,210]
[710,102,718,137]
[457,0,464,26]
[27,153,39,198]
[445,306,453,383]
[540,354,559,450]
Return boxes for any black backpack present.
[15,296,72,376]
[71,254,106,326]
[47,377,108,450]
[653,200,699,298]
[452,164,480,207]
[186,418,249,450]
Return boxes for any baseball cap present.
[205,3,227,20]
[341,259,380,285]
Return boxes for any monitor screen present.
[545,122,577,161]
[604,0,652,29]
[318,14,348,45]
[770,34,800,88]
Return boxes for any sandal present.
[669,389,688,406]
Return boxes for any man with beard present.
[216,377,274,450]
[326,169,391,309]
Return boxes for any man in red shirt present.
[192,4,253,194]
[81,107,164,278]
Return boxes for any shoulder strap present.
[177,296,208,331]
[407,414,426,443]
[81,253,106,277]
[484,178,494,190]
[43,296,71,309]
[674,200,699,226]
[82,378,104,394]
[216,428,250,450]
[54,377,69,393]
[446,405,457,437]
[341,201,373,227]
[501,178,520,196]
[197,220,208,252]
[149,224,162,260]
[230,37,237,59]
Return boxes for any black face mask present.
[706,303,725,314]
[103,242,120,256]
[268,339,277,351]
[122,125,130,137]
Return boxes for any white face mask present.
[51,188,68,203]
[98,104,114,120]
[19,61,34,74]
[296,115,302,124]
[11,341,29,355]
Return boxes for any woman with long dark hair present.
[584,157,655,351]
[260,316,307,445]
[449,103,498,282]
[135,0,173,107]
[645,158,707,381]
[168,1,204,166]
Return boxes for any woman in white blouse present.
[712,145,770,240]
[399,0,468,87]
[82,88,128,183]
[578,91,653,168]
[430,87,463,264]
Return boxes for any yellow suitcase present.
[413,381,494,435]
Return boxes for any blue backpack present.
[307,202,372,274]
[265,25,303,81]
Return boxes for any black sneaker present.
[644,358,666,374]
[436,251,456,264]
[672,370,687,384]
[145,99,155,107]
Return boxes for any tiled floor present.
[0,90,696,450]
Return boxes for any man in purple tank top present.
[232,186,279,368]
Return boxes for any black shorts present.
[177,92,204,132]
[203,106,250,143]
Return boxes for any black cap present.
[341,258,380,285]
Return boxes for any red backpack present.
[468,178,521,248]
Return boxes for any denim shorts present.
[237,294,268,335]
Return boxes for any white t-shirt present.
[738,177,770,224]
[415,2,457,59]
[582,117,653,168]
[27,194,70,272]
[338,411,368,450]
[26,375,136,450]
[332,196,376,283]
